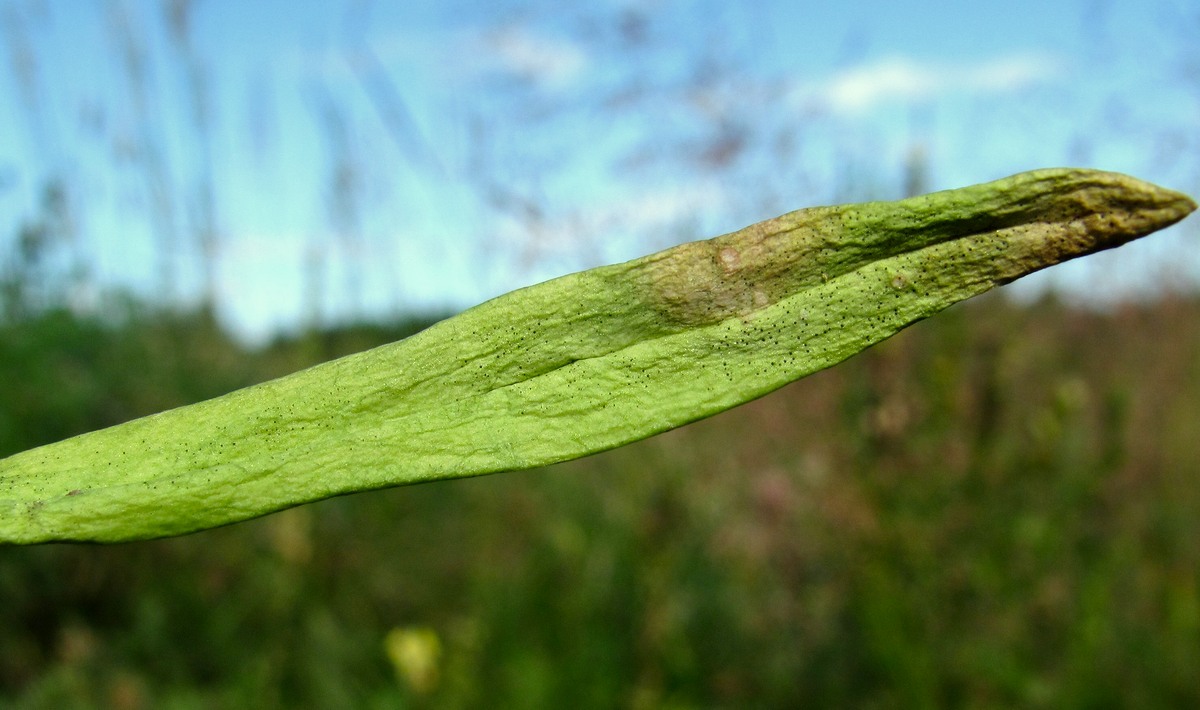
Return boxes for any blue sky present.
[1,0,1197,342]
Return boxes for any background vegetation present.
[2,288,1198,708]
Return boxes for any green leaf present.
[1,168,1194,543]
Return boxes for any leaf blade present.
[1,168,1194,543]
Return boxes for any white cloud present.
[819,51,1065,113]
[598,182,726,233]
[492,181,727,267]
[286,24,588,94]
[478,25,588,90]
[573,182,728,247]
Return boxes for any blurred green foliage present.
[1,292,1199,708]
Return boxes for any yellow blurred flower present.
[385,626,441,695]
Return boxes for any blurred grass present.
[1,292,1198,708]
